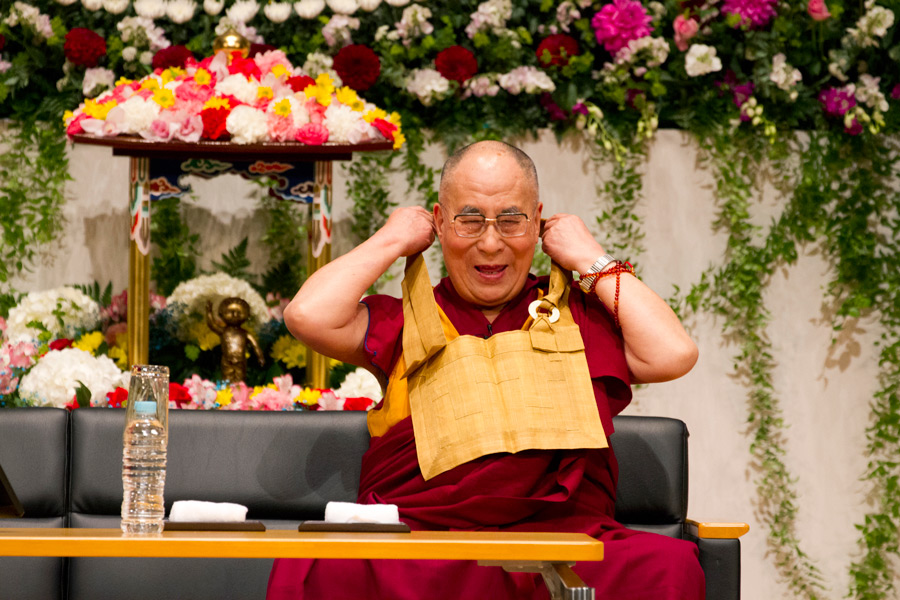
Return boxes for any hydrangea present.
[406,68,451,105]
[396,5,433,42]
[497,66,556,94]
[721,0,778,28]
[167,273,270,335]
[591,0,653,54]
[684,44,722,77]
[5,287,101,342]
[322,14,360,47]
[18,348,126,408]
[465,0,513,39]
[334,367,382,402]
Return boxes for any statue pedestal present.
[70,134,393,388]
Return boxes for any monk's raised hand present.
[378,206,436,257]
[540,213,606,274]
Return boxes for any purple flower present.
[722,0,779,28]
[591,0,653,54]
[572,102,589,116]
[845,118,863,136]
[818,87,856,117]
[733,82,755,108]
[540,93,568,121]
[891,84,900,100]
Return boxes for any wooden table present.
[69,135,393,388]
[0,528,602,599]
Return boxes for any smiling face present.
[434,144,542,312]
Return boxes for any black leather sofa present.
[0,408,742,599]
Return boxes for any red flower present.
[435,46,478,83]
[372,118,397,141]
[536,34,579,67]
[0,34,5,52]
[295,122,329,145]
[152,45,194,71]
[169,382,192,408]
[228,54,262,79]
[64,28,107,68]
[201,105,232,140]
[49,338,73,351]
[287,75,316,93]
[343,397,374,411]
[333,44,381,91]
[249,43,277,58]
[65,396,81,411]
[106,387,128,408]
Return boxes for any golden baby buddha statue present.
[206,297,264,383]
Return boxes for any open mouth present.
[475,265,507,279]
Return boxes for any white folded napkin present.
[169,500,249,523]
[323,501,401,524]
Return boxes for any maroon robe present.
[267,275,704,600]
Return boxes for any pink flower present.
[104,322,127,347]
[305,99,326,125]
[228,382,252,409]
[673,15,699,51]
[147,118,177,141]
[819,86,856,117]
[250,387,293,411]
[176,114,203,142]
[807,0,830,21]
[845,117,863,136]
[7,341,37,368]
[722,0,778,27]
[267,113,295,142]
[66,112,89,137]
[891,84,900,100]
[253,49,292,76]
[0,369,18,395]
[0,316,6,335]
[295,122,329,145]
[175,80,214,105]
[591,0,653,54]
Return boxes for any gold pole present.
[127,157,151,367]
[306,161,333,389]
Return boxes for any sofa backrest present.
[0,407,68,600]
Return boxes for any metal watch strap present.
[579,253,616,292]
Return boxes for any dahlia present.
[333,44,381,91]
[64,28,108,68]
[435,46,478,83]
[721,0,778,28]
[591,0,653,54]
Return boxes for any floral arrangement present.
[63,45,405,147]
[0,275,382,412]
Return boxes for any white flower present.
[322,14,360,47]
[5,3,54,40]
[464,73,500,97]
[302,51,334,76]
[769,53,802,93]
[18,348,126,408]
[203,0,224,14]
[118,95,161,134]
[140,50,154,65]
[684,44,722,77]
[122,46,138,61]
[614,36,669,68]
[327,0,358,14]
[396,4,433,40]
[214,18,265,43]
[166,0,197,23]
[848,6,895,47]
[856,74,889,112]
[134,0,167,18]
[82,0,104,11]
[55,0,79,5]
[5,288,101,343]
[497,66,555,94]
[324,102,370,143]
[406,68,451,105]
[334,367,382,402]
[167,273,270,333]
[226,105,269,143]
[102,0,130,14]
[358,0,381,10]
[217,73,261,104]
[0,60,11,74]
[83,67,116,97]
[264,1,293,22]
[465,0,512,38]
[117,16,171,51]
[294,0,325,18]
[226,0,260,23]
[384,0,409,5]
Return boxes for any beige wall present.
[11,130,880,599]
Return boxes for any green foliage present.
[346,150,397,244]
[74,281,113,307]
[212,237,254,284]
[259,196,306,299]
[150,196,200,296]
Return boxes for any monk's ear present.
[434,203,446,244]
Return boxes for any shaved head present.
[439,141,539,209]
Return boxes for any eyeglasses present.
[450,213,532,238]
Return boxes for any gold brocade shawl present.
[398,254,608,481]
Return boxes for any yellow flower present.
[271,334,306,369]
[108,345,128,369]
[73,331,104,355]
[363,107,387,124]
[271,64,288,79]
[140,78,160,91]
[161,67,186,84]
[63,110,74,125]
[194,68,212,86]
[257,86,274,100]
[315,72,335,92]
[393,130,406,150]
[388,111,402,127]
[329,358,343,369]
[83,98,117,120]
[204,96,231,110]
[188,321,221,351]
[297,387,321,406]
[336,87,364,111]
[304,85,333,107]
[216,387,233,407]
[115,76,133,86]
[273,99,292,116]
[153,88,176,109]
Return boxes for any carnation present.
[166,0,197,23]
[217,73,260,104]
[263,1,292,22]
[334,367,382,402]
[721,0,779,28]
[226,0,260,23]
[324,102,370,143]
[117,95,162,133]
[591,0,653,54]
[18,348,126,408]
[406,68,451,105]
[435,46,478,83]
[5,287,101,343]
[295,0,326,18]
[684,44,722,77]
[333,44,380,91]
[327,0,359,14]
[226,104,269,143]
[134,0,167,18]
[152,45,194,70]
[102,0,130,14]
[64,28,108,68]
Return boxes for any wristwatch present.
[579,253,616,292]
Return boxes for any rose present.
[151,45,194,70]
[435,45,478,83]
[673,15,699,52]
[295,122,329,145]
[333,44,381,91]
[535,34,579,67]
[64,28,107,68]
[807,0,830,21]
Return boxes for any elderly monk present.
[268,140,702,600]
